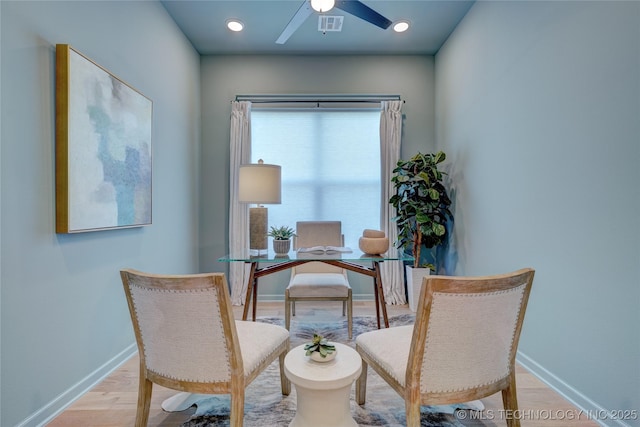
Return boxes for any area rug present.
[180,315,482,427]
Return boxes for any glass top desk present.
[218,249,413,329]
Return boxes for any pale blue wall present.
[0,1,200,426]
[436,1,640,424]
[199,55,436,298]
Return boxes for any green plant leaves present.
[389,151,453,268]
[304,333,336,357]
[268,225,296,240]
[434,151,446,164]
[416,171,431,183]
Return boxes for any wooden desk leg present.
[373,261,389,328]
[249,262,258,321]
[242,262,258,321]
[372,272,381,329]
[252,274,258,321]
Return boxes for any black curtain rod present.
[234,99,405,104]
[233,95,404,104]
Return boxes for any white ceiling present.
[161,0,475,55]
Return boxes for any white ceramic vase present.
[405,265,430,312]
[272,239,291,255]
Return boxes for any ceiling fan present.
[276,0,392,45]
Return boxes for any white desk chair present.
[285,221,353,339]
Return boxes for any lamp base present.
[249,206,268,254]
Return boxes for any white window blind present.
[251,109,380,248]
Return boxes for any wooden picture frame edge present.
[54,44,153,234]
[55,44,70,233]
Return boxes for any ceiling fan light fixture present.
[226,19,244,32]
[310,0,335,13]
[393,20,410,33]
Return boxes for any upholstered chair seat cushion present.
[235,320,289,377]
[287,273,350,298]
[356,325,413,386]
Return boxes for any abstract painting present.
[55,44,152,233]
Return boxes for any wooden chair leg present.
[355,358,368,405]
[230,389,245,427]
[405,397,421,427]
[135,375,153,427]
[342,300,346,316]
[279,349,291,395]
[404,380,422,427]
[502,371,521,427]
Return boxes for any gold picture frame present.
[56,44,152,233]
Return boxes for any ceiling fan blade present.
[334,0,392,29]
[276,1,313,44]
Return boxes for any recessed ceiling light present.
[311,0,335,13]
[226,19,244,32]
[393,20,410,33]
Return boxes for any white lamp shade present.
[238,162,282,204]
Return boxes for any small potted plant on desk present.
[304,333,337,362]
[268,225,296,255]
[389,151,453,311]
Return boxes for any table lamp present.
[239,159,282,255]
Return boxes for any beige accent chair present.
[355,268,535,427]
[285,221,353,339]
[120,269,291,427]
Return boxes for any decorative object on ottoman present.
[358,229,389,255]
[269,225,296,255]
[304,333,337,362]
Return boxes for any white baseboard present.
[16,343,137,427]
[516,351,632,427]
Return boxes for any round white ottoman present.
[284,342,362,427]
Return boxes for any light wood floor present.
[48,301,598,427]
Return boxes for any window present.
[251,108,380,248]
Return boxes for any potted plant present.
[389,151,453,311]
[304,333,337,362]
[268,225,296,255]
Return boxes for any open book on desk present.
[297,246,353,254]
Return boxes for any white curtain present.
[379,100,406,304]
[229,101,252,305]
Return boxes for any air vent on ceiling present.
[318,15,343,32]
